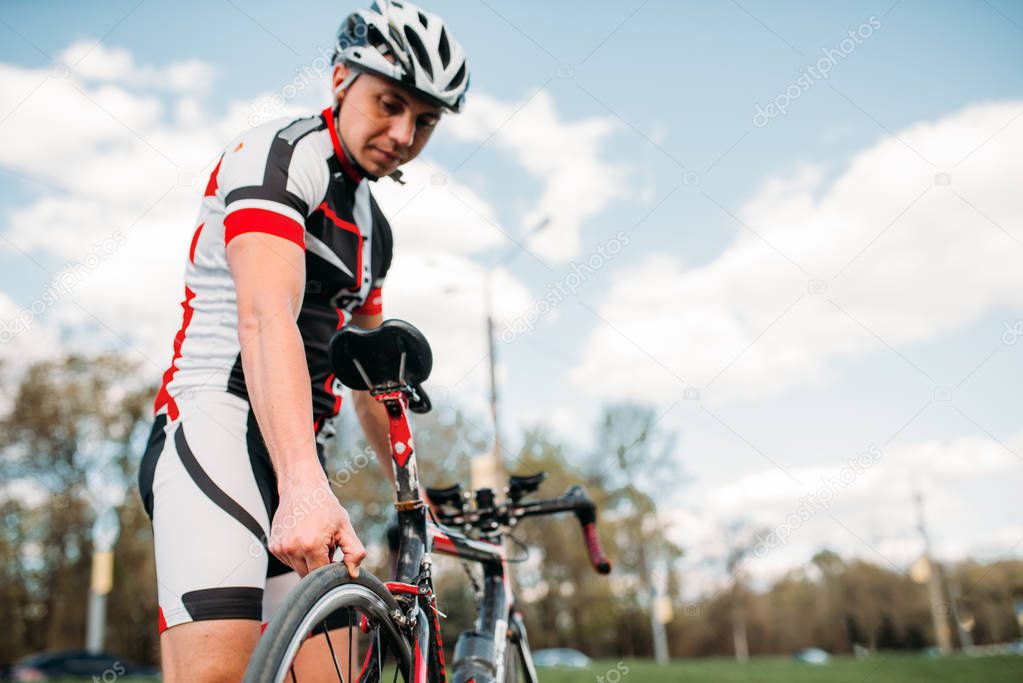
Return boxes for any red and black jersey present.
[154,107,393,432]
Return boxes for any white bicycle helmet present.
[332,1,469,113]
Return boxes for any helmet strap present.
[336,69,361,95]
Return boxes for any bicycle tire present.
[503,637,522,683]
[244,564,413,683]
[503,613,537,683]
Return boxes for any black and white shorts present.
[138,391,344,633]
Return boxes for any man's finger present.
[340,543,363,578]
[305,545,331,574]
[289,554,310,578]
[337,535,365,578]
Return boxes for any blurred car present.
[9,650,159,680]
[793,647,831,665]
[532,648,592,668]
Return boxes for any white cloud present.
[370,158,509,256]
[57,41,216,93]
[0,42,548,399]
[672,429,1023,583]
[445,90,628,263]
[572,99,1023,402]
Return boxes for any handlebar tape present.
[582,522,612,575]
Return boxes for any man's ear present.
[332,63,350,101]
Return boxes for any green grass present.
[536,654,1023,683]
[53,653,1023,682]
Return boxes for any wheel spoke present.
[320,618,345,682]
[348,608,354,683]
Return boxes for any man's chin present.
[363,159,398,177]
[352,148,400,177]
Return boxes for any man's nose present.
[390,113,416,148]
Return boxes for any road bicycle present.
[244,319,611,683]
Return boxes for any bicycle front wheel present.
[503,638,522,683]
[503,614,537,683]
[244,564,413,683]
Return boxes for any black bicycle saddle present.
[328,319,433,391]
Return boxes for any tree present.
[720,522,768,662]
[0,354,154,664]
[584,404,683,660]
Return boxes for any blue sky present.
[2,0,1022,582]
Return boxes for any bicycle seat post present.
[350,357,376,392]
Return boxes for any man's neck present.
[334,109,377,181]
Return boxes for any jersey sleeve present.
[216,118,328,249]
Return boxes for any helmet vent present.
[418,11,429,28]
[447,61,466,91]
[366,24,388,51]
[403,26,433,79]
[438,27,451,68]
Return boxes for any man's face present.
[333,64,443,177]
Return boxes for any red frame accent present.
[430,529,458,556]
[386,580,447,680]
[429,593,448,680]
[378,390,414,468]
[357,644,373,680]
[414,639,427,683]
[385,581,420,596]
[429,525,506,560]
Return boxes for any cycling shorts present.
[137,391,348,633]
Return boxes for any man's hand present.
[269,474,367,578]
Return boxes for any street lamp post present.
[913,490,954,654]
[470,217,549,497]
[86,506,120,654]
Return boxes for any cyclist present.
[136,2,469,680]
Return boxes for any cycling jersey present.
[139,107,393,631]
[153,106,393,433]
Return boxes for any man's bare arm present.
[227,232,366,577]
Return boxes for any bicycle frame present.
[374,387,538,683]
